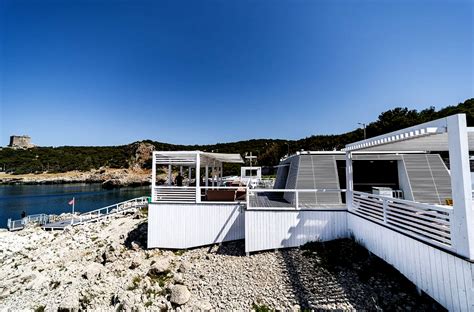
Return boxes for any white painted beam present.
[447,114,474,259]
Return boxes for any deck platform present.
[249,191,346,210]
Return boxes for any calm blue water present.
[0,184,150,228]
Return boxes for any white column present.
[196,153,201,203]
[205,165,209,187]
[345,151,353,211]
[180,166,183,175]
[168,164,172,186]
[151,152,156,201]
[220,164,223,186]
[189,166,192,180]
[448,114,474,259]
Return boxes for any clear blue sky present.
[0,0,472,147]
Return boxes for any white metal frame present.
[247,188,347,210]
[152,151,244,204]
[345,114,474,259]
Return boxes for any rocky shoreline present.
[0,209,444,311]
[0,169,151,188]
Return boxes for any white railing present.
[152,186,197,203]
[247,189,347,210]
[7,213,50,231]
[152,186,248,204]
[352,191,453,250]
[71,196,148,225]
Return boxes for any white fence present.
[352,191,453,251]
[247,189,346,210]
[71,196,148,225]
[152,186,247,204]
[7,213,50,231]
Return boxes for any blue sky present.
[0,0,472,146]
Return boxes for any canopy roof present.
[345,114,474,152]
[153,151,243,166]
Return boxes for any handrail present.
[251,188,346,193]
[154,186,197,189]
[353,191,452,213]
[71,196,148,226]
[247,188,347,210]
[351,191,454,250]
[79,196,148,216]
[7,213,50,231]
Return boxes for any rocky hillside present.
[0,210,442,311]
[1,98,472,176]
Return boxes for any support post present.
[205,165,209,187]
[345,151,354,211]
[151,152,156,201]
[196,153,201,203]
[448,114,474,259]
[220,164,223,186]
[168,164,172,186]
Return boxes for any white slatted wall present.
[148,203,245,249]
[245,210,347,253]
[348,213,473,311]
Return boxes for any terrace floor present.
[248,191,346,209]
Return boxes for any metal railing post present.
[246,188,250,209]
[382,198,388,224]
[295,191,299,210]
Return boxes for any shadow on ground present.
[124,221,148,249]
[280,238,446,311]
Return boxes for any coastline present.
[0,169,151,188]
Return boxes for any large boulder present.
[58,290,80,311]
[148,258,170,275]
[170,285,191,305]
[178,261,192,273]
[82,262,103,280]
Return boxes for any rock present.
[178,261,191,273]
[129,261,140,269]
[58,290,80,311]
[173,273,184,284]
[148,258,170,275]
[131,241,141,251]
[102,179,123,189]
[170,285,191,305]
[195,299,212,310]
[82,262,103,280]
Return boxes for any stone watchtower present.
[8,135,34,148]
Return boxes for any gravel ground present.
[180,239,445,311]
[0,213,446,311]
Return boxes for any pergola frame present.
[345,114,474,259]
[152,151,244,203]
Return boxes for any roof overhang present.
[344,114,474,152]
[153,151,244,166]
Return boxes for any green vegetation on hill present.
[1,98,472,175]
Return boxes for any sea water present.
[0,183,149,228]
